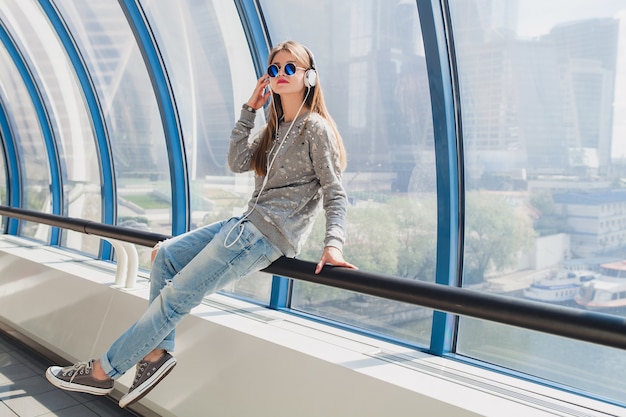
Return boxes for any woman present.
[45,40,356,408]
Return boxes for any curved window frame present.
[39,0,116,259]
[0,99,21,234]
[0,18,61,244]
[120,0,189,236]
[416,0,463,355]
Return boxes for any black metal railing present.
[1,204,626,351]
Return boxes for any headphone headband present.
[303,45,316,70]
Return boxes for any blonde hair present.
[251,41,347,176]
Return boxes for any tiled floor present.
[0,331,140,417]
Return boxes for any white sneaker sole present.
[119,357,177,408]
[45,366,114,395]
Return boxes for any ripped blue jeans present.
[99,217,283,379]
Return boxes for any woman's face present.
[268,50,306,97]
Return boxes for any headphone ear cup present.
[304,69,317,88]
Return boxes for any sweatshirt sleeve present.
[308,119,347,251]
[227,107,259,173]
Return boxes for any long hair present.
[251,41,347,176]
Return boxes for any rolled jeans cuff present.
[99,352,120,379]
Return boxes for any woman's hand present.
[247,75,271,110]
[315,246,358,274]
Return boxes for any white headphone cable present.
[223,90,310,248]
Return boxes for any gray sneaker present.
[46,360,114,395]
[119,352,176,408]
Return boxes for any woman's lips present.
[277,79,289,84]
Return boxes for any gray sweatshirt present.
[227,107,347,258]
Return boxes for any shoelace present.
[130,361,148,389]
[63,360,92,382]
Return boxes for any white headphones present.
[303,45,317,88]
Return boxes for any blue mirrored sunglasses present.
[267,62,298,77]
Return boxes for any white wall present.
[0,236,618,417]
[534,233,570,269]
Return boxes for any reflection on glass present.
[0,41,51,241]
[450,0,626,404]
[52,1,172,221]
[261,0,437,346]
[54,1,172,267]
[141,0,271,302]
[1,0,103,255]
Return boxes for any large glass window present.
[0,105,9,216]
[260,0,437,346]
[450,0,626,403]
[0,41,51,241]
[53,1,172,267]
[1,0,102,255]
[141,0,270,302]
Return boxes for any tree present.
[388,196,437,281]
[343,204,400,273]
[463,191,535,285]
[530,190,572,236]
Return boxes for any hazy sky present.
[517,0,625,38]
